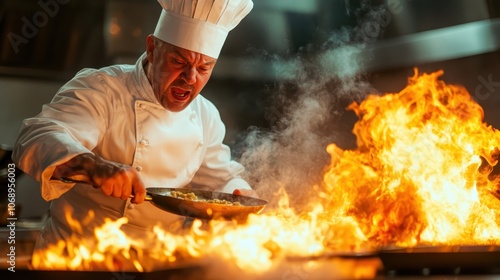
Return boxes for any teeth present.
[173,89,188,97]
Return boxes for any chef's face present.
[145,35,216,112]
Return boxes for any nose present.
[181,66,196,84]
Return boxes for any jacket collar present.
[132,52,160,105]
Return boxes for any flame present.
[30,69,500,276]
[324,68,500,247]
[31,207,201,272]
[31,193,371,276]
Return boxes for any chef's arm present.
[191,101,258,197]
[52,153,147,203]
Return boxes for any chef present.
[12,0,256,252]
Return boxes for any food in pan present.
[169,190,242,206]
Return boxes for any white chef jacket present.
[13,52,252,251]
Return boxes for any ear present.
[146,35,155,63]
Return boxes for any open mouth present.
[171,87,190,101]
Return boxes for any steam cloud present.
[235,1,394,211]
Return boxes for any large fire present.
[30,69,500,276]
[325,68,500,247]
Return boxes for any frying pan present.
[378,245,500,273]
[145,187,268,220]
[60,178,267,220]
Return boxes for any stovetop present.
[3,252,498,280]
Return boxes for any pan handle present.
[130,194,153,201]
[60,177,153,201]
[60,176,94,185]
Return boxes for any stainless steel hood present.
[363,18,500,71]
[0,0,499,81]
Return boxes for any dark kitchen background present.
[0,0,499,233]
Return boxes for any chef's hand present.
[233,189,259,198]
[53,153,147,203]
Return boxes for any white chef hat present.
[153,0,253,59]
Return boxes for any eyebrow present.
[173,50,217,66]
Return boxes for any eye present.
[198,66,212,74]
[171,58,185,65]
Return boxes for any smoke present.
[235,1,394,211]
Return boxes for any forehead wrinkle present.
[171,48,216,66]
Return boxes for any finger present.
[233,189,259,198]
[119,171,133,200]
[112,182,122,198]
[120,186,132,200]
[233,189,242,196]
[100,180,114,196]
[130,175,146,204]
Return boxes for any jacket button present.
[135,166,143,172]
[139,139,149,146]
